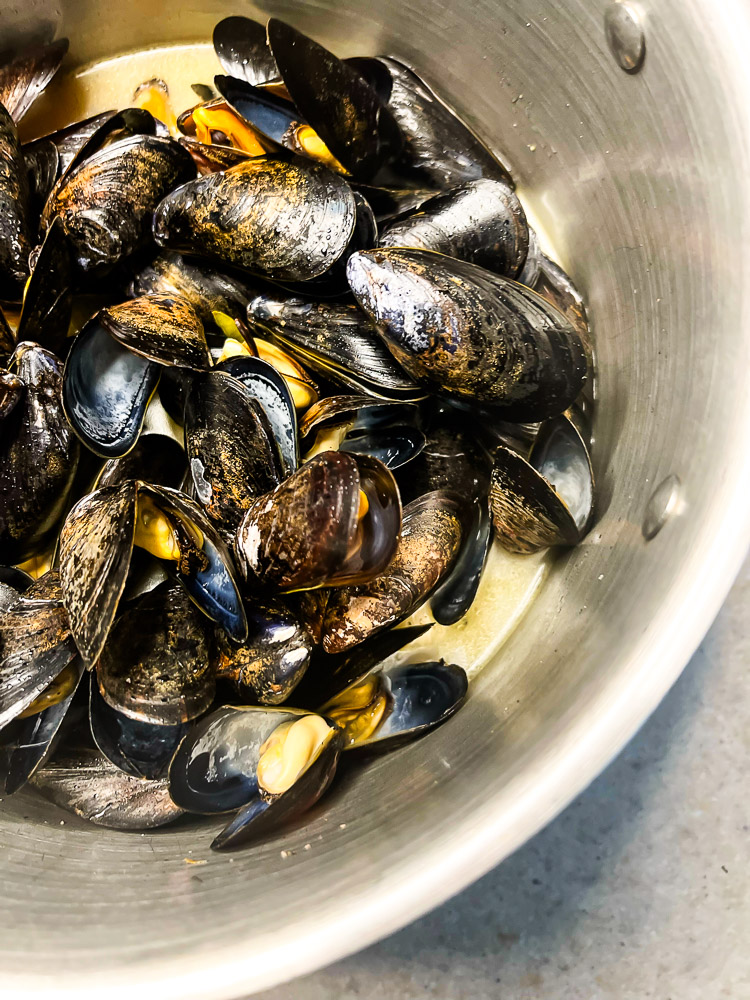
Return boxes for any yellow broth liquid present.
[21,43,555,679]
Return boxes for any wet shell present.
[0,103,32,300]
[15,216,73,355]
[99,294,212,371]
[153,156,357,282]
[213,16,279,86]
[0,38,68,122]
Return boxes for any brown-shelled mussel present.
[169,704,343,849]
[489,411,594,553]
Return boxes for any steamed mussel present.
[0,14,598,851]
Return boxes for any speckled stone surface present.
[256,556,749,999]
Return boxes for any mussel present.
[0,102,32,300]
[347,248,588,420]
[153,156,357,282]
[321,489,465,653]
[59,479,247,664]
[0,38,68,123]
[235,450,401,593]
[42,133,195,277]
[0,342,80,562]
[168,705,343,849]
[15,216,73,355]
[213,16,279,86]
[489,412,594,553]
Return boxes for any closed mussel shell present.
[347,248,588,420]
[489,412,594,553]
[185,368,283,536]
[30,743,184,829]
[0,102,32,300]
[378,57,513,189]
[97,579,215,726]
[0,658,84,794]
[153,157,357,282]
[267,18,402,180]
[15,216,73,355]
[213,16,279,86]
[379,178,529,278]
[247,291,423,400]
[43,133,196,277]
[215,596,312,705]
[0,38,68,123]
[99,294,212,371]
[0,572,79,729]
[0,342,80,562]
[321,489,464,653]
[63,318,160,458]
[89,677,189,780]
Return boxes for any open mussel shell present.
[266,18,402,180]
[0,103,32,300]
[347,248,588,420]
[247,291,423,401]
[216,597,312,705]
[0,342,80,562]
[130,251,260,326]
[59,106,159,180]
[379,178,529,278]
[213,16,279,86]
[15,216,72,355]
[99,294,211,370]
[213,75,299,149]
[321,489,464,653]
[96,432,186,491]
[215,355,299,476]
[24,110,117,178]
[185,368,283,536]
[0,572,79,730]
[490,412,594,553]
[0,38,68,123]
[322,659,468,752]
[153,156,357,282]
[63,318,160,458]
[430,497,492,625]
[30,743,185,829]
[0,658,84,795]
[42,133,196,278]
[59,479,247,665]
[301,394,424,470]
[97,579,214,726]
[378,56,513,189]
[89,677,189,780]
[235,450,400,593]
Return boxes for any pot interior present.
[1,1,750,997]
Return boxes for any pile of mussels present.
[0,17,595,850]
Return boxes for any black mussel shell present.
[0,657,84,794]
[344,56,393,104]
[397,417,491,504]
[130,250,260,325]
[213,16,279,86]
[23,138,59,222]
[89,677,188,780]
[533,253,590,344]
[0,102,32,300]
[0,343,80,561]
[379,57,513,189]
[15,216,72,355]
[351,182,438,224]
[96,432,186,491]
[30,743,184,829]
[0,564,33,610]
[63,318,160,458]
[0,38,68,123]
[321,490,464,653]
[97,579,215,726]
[216,596,312,705]
[267,19,402,180]
[185,369,283,536]
[0,572,79,729]
[235,450,400,592]
[60,479,247,665]
[23,110,117,178]
[379,178,529,278]
[99,294,211,371]
[215,355,298,477]
[430,497,492,625]
[489,413,594,553]
[58,107,159,181]
[247,291,423,401]
[347,248,588,420]
[323,659,468,751]
[42,133,196,278]
[153,156,356,282]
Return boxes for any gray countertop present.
[257,556,749,999]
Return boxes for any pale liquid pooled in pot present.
[20,42,556,680]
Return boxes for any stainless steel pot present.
[2,1,750,996]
